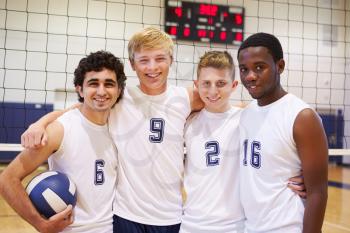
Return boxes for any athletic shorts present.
[113,215,181,233]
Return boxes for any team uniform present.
[108,86,191,230]
[48,109,118,233]
[181,107,245,233]
[239,93,311,233]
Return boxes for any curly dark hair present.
[74,50,127,103]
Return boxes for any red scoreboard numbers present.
[165,0,244,45]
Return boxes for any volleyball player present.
[107,26,203,233]
[237,33,328,233]
[181,51,245,233]
[0,51,126,233]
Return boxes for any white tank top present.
[49,109,118,233]
[109,85,191,225]
[239,94,310,233]
[181,107,245,233]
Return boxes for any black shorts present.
[113,215,181,233]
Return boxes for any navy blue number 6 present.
[95,159,105,185]
[250,141,261,168]
[242,140,261,169]
[149,118,165,143]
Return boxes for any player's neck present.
[204,102,231,113]
[138,84,167,96]
[79,106,110,125]
[257,87,287,106]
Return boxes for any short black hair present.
[237,32,283,62]
[74,50,126,103]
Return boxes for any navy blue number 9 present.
[149,118,165,143]
[205,141,220,166]
[95,159,105,185]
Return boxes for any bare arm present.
[21,104,80,148]
[0,122,73,233]
[187,86,204,112]
[293,109,328,233]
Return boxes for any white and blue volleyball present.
[26,171,77,219]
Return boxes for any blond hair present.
[197,51,235,80]
[128,27,174,62]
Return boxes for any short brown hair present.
[197,51,235,80]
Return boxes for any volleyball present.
[25,171,77,219]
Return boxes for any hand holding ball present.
[26,171,77,219]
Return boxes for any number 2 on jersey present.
[205,141,220,166]
[243,139,261,168]
[149,118,165,143]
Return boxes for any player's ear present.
[129,59,136,71]
[194,79,199,88]
[276,59,285,75]
[231,80,238,89]
[117,86,122,97]
[76,86,83,98]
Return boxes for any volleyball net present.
[0,0,349,162]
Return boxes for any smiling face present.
[195,67,237,113]
[77,68,120,114]
[131,48,172,95]
[238,46,285,106]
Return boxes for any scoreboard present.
[165,0,244,45]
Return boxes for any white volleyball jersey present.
[109,85,191,225]
[180,107,245,233]
[239,94,310,233]
[48,109,118,233]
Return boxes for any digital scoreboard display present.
[165,0,244,45]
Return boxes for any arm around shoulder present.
[21,105,79,149]
[293,108,328,233]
